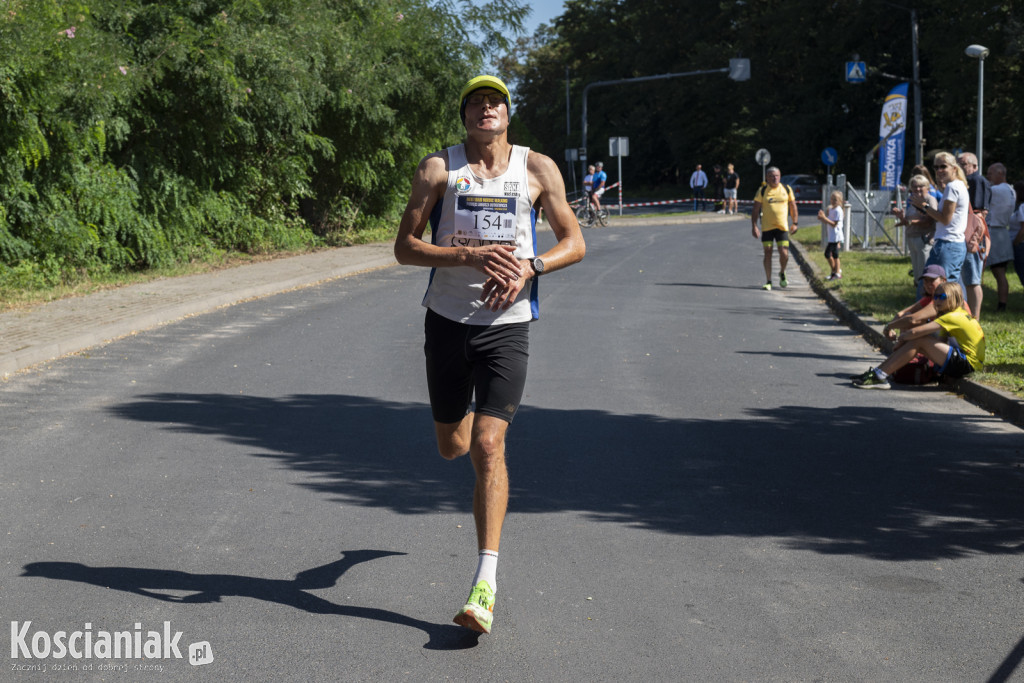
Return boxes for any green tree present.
[507,0,1024,194]
[0,0,528,286]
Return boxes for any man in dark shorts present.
[394,74,585,634]
[751,167,798,290]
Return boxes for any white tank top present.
[421,143,539,325]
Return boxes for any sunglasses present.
[466,93,507,107]
[933,292,948,301]
[933,164,949,170]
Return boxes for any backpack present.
[964,210,988,254]
[890,353,938,385]
[756,182,794,203]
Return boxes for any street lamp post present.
[579,60,750,182]
[965,44,989,170]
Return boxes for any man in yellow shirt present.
[751,167,798,290]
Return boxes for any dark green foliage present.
[507,0,1024,194]
[0,0,524,285]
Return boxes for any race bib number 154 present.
[455,195,518,242]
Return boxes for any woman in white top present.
[912,151,970,285]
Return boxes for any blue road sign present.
[821,147,838,166]
[845,61,866,83]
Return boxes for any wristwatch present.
[530,257,545,276]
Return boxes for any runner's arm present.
[480,153,586,310]
[394,152,522,284]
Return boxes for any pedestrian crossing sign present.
[845,61,866,83]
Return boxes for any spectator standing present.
[1012,181,1024,298]
[958,152,991,316]
[893,175,937,297]
[958,152,992,215]
[916,152,969,285]
[582,164,595,210]
[751,166,798,290]
[723,163,740,214]
[591,161,607,212]
[712,164,725,212]
[690,163,708,211]
[910,163,943,202]
[985,163,1017,312]
[817,190,845,280]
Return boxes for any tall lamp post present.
[965,44,989,169]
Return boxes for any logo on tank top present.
[504,181,521,197]
[456,176,473,193]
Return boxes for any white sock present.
[874,368,889,380]
[473,549,498,590]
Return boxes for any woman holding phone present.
[914,152,970,285]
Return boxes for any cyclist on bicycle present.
[591,161,607,212]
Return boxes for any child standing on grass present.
[852,282,985,390]
[818,190,844,280]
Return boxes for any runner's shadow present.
[21,550,476,651]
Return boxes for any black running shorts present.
[761,228,790,246]
[939,345,974,379]
[424,308,530,424]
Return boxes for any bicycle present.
[573,192,608,228]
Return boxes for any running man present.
[394,74,586,634]
[751,166,798,290]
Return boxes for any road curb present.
[791,240,1024,428]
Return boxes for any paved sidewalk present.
[0,243,396,377]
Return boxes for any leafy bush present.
[0,0,525,282]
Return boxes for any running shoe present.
[849,367,876,382]
[762,281,772,291]
[854,373,891,390]
[453,580,495,634]
[779,272,788,288]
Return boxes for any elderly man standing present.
[958,152,992,317]
[986,162,1017,312]
[751,167,798,290]
[394,75,585,634]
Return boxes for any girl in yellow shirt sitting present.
[852,282,984,389]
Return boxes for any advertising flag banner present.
[878,83,908,190]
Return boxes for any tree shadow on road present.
[107,393,1024,562]
[21,550,478,651]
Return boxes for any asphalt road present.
[3,217,1023,682]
